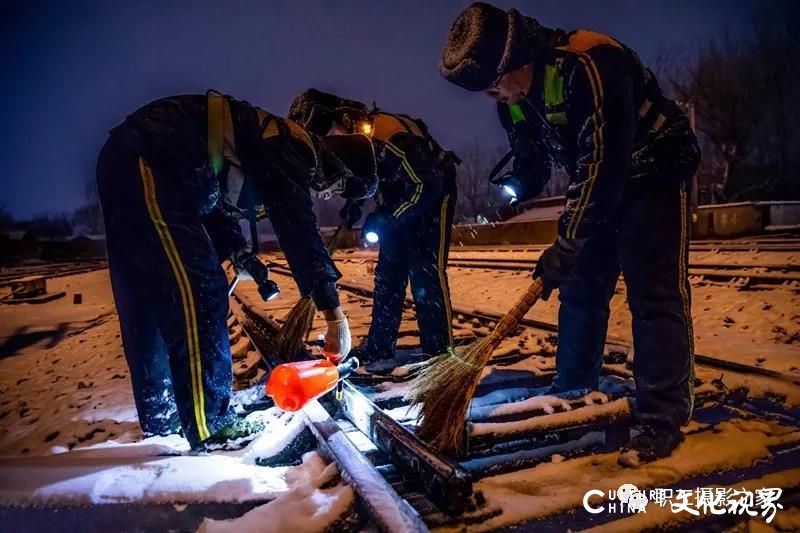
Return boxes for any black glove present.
[339,200,363,229]
[532,237,584,300]
[232,250,280,302]
[361,209,392,243]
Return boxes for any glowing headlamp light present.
[258,279,281,302]
[364,231,380,244]
[503,184,518,201]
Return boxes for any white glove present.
[323,316,351,364]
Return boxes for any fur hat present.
[440,2,541,91]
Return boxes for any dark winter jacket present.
[367,112,458,225]
[500,28,701,240]
[109,92,342,309]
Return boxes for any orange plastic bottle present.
[266,358,358,412]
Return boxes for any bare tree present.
[454,139,507,222]
[669,36,763,200]
[23,212,73,239]
[70,176,105,235]
[663,2,800,202]
[746,1,800,199]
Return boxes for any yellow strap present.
[139,158,210,441]
[285,119,316,158]
[261,118,280,140]
[563,29,623,53]
[437,195,454,345]
[207,93,225,176]
[262,117,317,166]
[371,113,423,143]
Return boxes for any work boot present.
[141,410,182,439]
[194,416,266,452]
[618,424,684,467]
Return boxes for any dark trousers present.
[97,138,235,448]
[554,176,694,431]
[366,194,456,357]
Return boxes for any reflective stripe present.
[543,65,567,125]
[678,184,695,421]
[566,54,605,239]
[437,195,454,346]
[508,103,526,124]
[139,158,210,441]
[386,141,423,218]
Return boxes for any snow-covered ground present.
[0,269,349,532]
[333,248,800,376]
[1,245,798,530]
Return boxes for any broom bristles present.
[274,223,348,360]
[405,335,498,455]
[276,296,316,359]
[406,280,545,456]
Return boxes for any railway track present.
[0,261,107,285]
[228,262,800,530]
[329,251,800,290]
[447,235,800,254]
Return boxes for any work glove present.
[532,236,585,301]
[323,315,352,364]
[339,200,363,229]
[232,250,280,302]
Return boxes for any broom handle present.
[486,278,544,345]
[326,224,346,253]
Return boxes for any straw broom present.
[405,278,545,456]
[275,223,351,358]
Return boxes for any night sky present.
[1,0,752,219]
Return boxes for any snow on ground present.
[198,452,354,533]
[581,469,800,533]
[332,250,800,377]
[0,270,136,456]
[1,249,798,528]
[0,407,308,507]
[443,418,800,532]
[0,269,323,513]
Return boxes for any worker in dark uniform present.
[288,89,460,364]
[440,3,701,465]
[97,91,376,450]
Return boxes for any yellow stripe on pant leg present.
[678,184,695,422]
[437,195,454,346]
[139,158,210,441]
